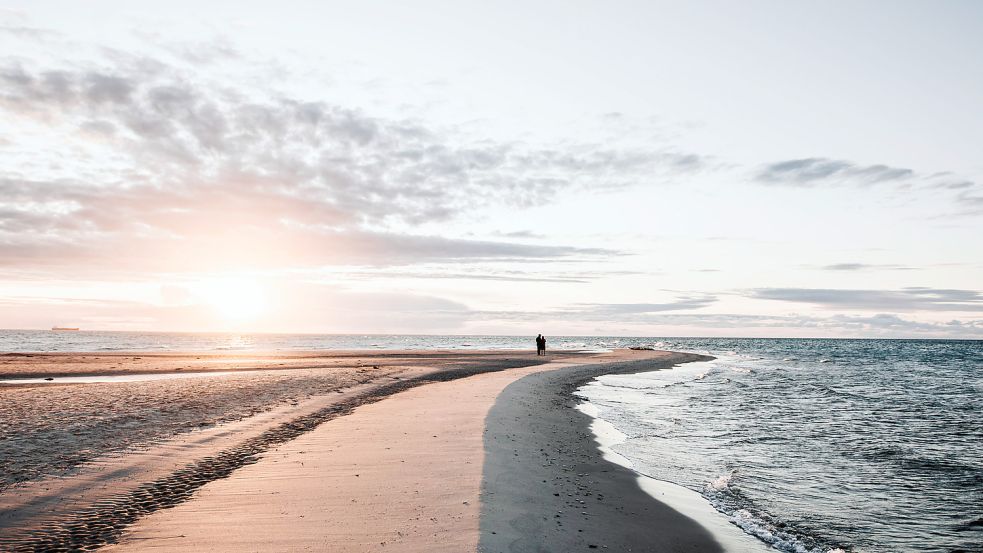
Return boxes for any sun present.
[199,277,267,323]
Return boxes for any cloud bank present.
[0,52,707,276]
[749,287,983,312]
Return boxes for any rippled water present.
[578,338,983,553]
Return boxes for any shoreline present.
[576,380,772,553]
[479,352,728,552]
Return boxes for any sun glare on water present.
[199,277,267,323]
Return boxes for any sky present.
[1,0,982,337]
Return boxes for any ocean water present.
[577,338,983,553]
[0,329,613,353]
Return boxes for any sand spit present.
[101,358,577,552]
[0,351,548,493]
[98,350,713,553]
[0,351,556,551]
[2,350,724,552]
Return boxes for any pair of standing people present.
[535,334,547,355]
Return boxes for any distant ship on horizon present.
[51,327,80,331]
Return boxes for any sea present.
[2,331,981,552]
[0,329,600,353]
[578,338,983,553]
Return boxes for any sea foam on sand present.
[576,401,772,553]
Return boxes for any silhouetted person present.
[535,334,544,355]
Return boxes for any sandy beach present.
[0,349,734,552]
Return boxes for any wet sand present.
[1,350,733,552]
[480,353,729,552]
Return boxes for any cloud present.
[0,217,615,275]
[473,308,983,338]
[337,269,593,284]
[822,313,983,334]
[0,24,58,40]
[493,230,545,239]
[480,295,720,323]
[0,47,710,276]
[413,267,642,283]
[0,286,475,333]
[753,158,982,217]
[820,263,918,271]
[667,312,983,335]
[931,180,975,190]
[748,287,983,312]
[754,158,914,186]
[155,36,241,66]
[6,289,983,338]
[0,60,709,220]
[570,296,718,316]
[821,263,872,271]
[954,191,983,215]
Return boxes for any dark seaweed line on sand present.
[0,359,544,552]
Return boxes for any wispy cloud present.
[335,266,615,284]
[754,158,915,187]
[819,263,919,271]
[748,287,983,312]
[474,308,983,338]
[0,218,615,276]
[0,48,710,276]
[0,24,58,40]
[5,288,982,337]
[0,287,476,332]
[752,157,982,218]
[481,295,721,323]
[954,191,983,216]
[491,230,546,239]
[570,296,719,315]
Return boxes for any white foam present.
[728,509,845,553]
[707,471,734,492]
[576,400,772,553]
[574,403,634,469]
[576,360,850,552]
[638,479,772,553]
